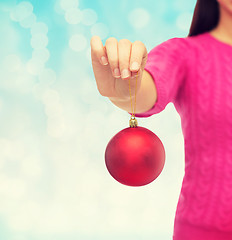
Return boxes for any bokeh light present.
[90,22,109,40]
[128,8,150,29]
[10,1,33,22]
[30,34,48,49]
[81,8,98,26]
[64,8,82,24]
[26,59,44,75]
[19,13,36,28]
[32,48,50,63]
[60,0,79,11]
[69,34,87,51]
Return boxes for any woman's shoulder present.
[147,32,210,64]
[160,32,210,51]
[179,32,210,50]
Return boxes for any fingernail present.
[114,68,120,78]
[101,56,108,65]
[131,62,139,71]
[121,69,130,78]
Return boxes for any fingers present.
[91,36,147,80]
[118,39,133,80]
[105,37,120,78]
[90,35,108,65]
[130,40,147,77]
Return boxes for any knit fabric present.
[129,32,232,239]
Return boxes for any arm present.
[108,70,157,114]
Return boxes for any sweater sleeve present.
[128,37,188,118]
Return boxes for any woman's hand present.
[90,36,148,100]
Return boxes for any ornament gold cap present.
[129,116,138,127]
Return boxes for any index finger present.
[90,35,108,65]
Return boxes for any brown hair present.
[188,0,220,37]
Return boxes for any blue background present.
[0,0,196,239]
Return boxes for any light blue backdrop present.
[0,0,196,239]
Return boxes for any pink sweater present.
[129,32,232,239]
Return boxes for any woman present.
[90,0,232,239]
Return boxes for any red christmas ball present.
[105,126,165,187]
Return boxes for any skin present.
[209,0,232,46]
[90,36,148,101]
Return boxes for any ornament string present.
[129,73,138,118]
[128,72,138,128]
